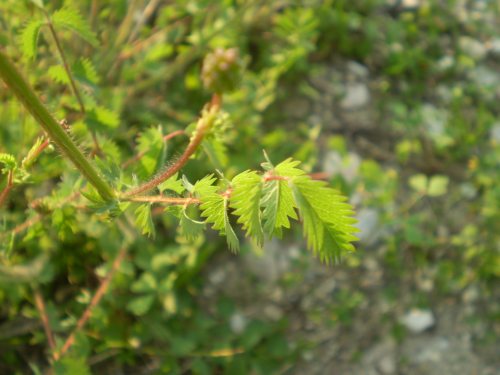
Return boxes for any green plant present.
[0,2,357,372]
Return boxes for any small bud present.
[201,48,242,94]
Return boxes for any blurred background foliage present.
[0,0,498,374]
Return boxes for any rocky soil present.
[200,45,500,373]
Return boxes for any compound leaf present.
[230,170,263,246]
[291,174,358,264]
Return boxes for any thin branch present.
[127,196,200,205]
[11,213,42,236]
[54,246,128,361]
[22,137,50,169]
[44,14,85,114]
[122,129,186,168]
[31,138,51,160]
[118,28,167,61]
[33,288,57,354]
[42,10,101,153]
[308,172,330,180]
[122,104,218,198]
[0,191,81,242]
[0,170,14,208]
[127,0,162,44]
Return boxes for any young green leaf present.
[126,294,155,316]
[134,126,164,178]
[21,137,45,169]
[19,20,45,60]
[260,159,303,237]
[202,138,228,170]
[179,207,205,241]
[48,64,70,84]
[86,106,120,130]
[230,170,264,246]
[0,153,17,172]
[291,175,358,264]
[158,173,185,195]
[73,58,100,85]
[53,356,91,375]
[51,7,99,46]
[135,204,155,237]
[274,158,305,177]
[261,180,298,238]
[194,175,239,252]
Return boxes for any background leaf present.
[51,7,99,46]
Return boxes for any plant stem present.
[0,170,14,208]
[33,288,57,355]
[54,246,128,361]
[127,196,200,205]
[122,129,186,168]
[0,50,115,201]
[43,12,85,114]
[42,10,101,153]
[122,106,217,198]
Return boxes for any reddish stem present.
[33,138,50,160]
[263,173,288,182]
[55,246,127,361]
[33,289,57,354]
[128,196,200,205]
[0,170,14,208]
[123,108,216,198]
[308,172,330,180]
[122,129,186,168]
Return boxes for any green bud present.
[201,48,242,94]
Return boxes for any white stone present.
[459,36,487,60]
[421,104,447,138]
[322,151,361,183]
[401,0,422,8]
[230,313,247,334]
[356,208,380,245]
[263,305,284,321]
[379,355,397,374]
[489,38,500,57]
[313,278,337,299]
[490,122,500,142]
[437,55,454,70]
[470,66,500,88]
[347,61,369,79]
[400,308,435,333]
[415,337,449,362]
[340,83,370,110]
[208,268,226,285]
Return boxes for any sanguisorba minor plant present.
[0,3,357,370]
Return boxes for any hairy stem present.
[122,129,186,168]
[122,106,218,198]
[127,196,200,205]
[0,50,115,201]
